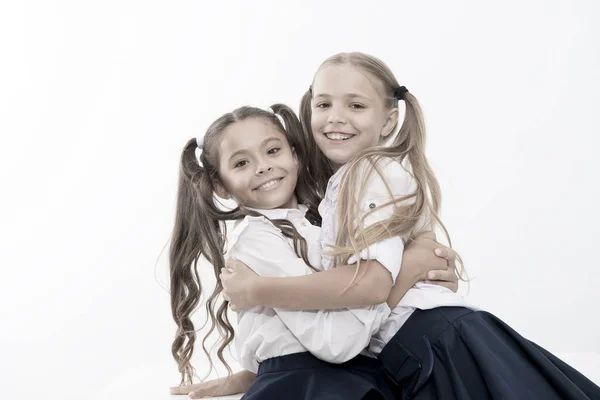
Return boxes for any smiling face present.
[216,117,299,210]
[310,64,398,170]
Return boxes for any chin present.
[255,194,286,210]
[325,153,352,167]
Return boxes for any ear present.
[381,107,399,138]
[213,180,231,200]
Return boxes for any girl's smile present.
[254,177,284,191]
[310,64,397,170]
[216,118,299,210]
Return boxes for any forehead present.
[218,117,286,155]
[312,64,385,98]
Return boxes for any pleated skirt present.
[379,307,600,399]
[242,351,395,400]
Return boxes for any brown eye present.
[267,147,281,155]
[234,160,248,168]
[349,103,365,109]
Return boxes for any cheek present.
[360,114,384,136]
[289,157,300,175]
[220,172,249,197]
[219,175,236,192]
[311,113,323,133]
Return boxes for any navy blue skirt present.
[378,307,600,399]
[241,352,396,400]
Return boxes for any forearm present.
[250,261,392,310]
[386,269,418,308]
[230,370,256,393]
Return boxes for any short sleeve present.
[347,159,418,283]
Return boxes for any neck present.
[280,195,299,210]
[331,162,344,173]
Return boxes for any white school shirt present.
[318,157,476,356]
[226,205,390,373]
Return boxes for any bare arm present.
[250,260,393,310]
[222,232,458,311]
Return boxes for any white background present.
[0,1,599,399]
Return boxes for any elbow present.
[371,288,391,305]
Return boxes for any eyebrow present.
[313,93,368,100]
[228,137,282,161]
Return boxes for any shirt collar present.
[327,163,350,193]
[247,204,308,220]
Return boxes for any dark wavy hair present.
[169,104,322,384]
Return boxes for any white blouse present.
[226,205,390,373]
[318,157,475,356]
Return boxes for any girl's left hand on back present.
[221,258,260,311]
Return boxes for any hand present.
[404,231,459,292]
[221,258,260,312]
[169,370,255,398]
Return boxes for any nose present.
[255,164,273,175]
[326,104,347,124]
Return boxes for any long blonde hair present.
[300,52,466,285]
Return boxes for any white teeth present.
[256,179,281,191]
[325,133,352,141]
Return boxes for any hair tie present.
[268,108,286,131]
[196,135,204,149]
[393,86,409,101]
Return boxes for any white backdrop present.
[1,1,599,399]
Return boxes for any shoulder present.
[353,156,415,198]
[226,215,289,254]
[226,215,314,278]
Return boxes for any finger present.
[434,247,456,261]
[170,387,186,395]
[220,270,231,283]
[226,258,241,270]
[170,384,199,395]
[427,269,454,282]
[190,390,208,399]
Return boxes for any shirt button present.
[301,219,308,227]
[369,203,376,209]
